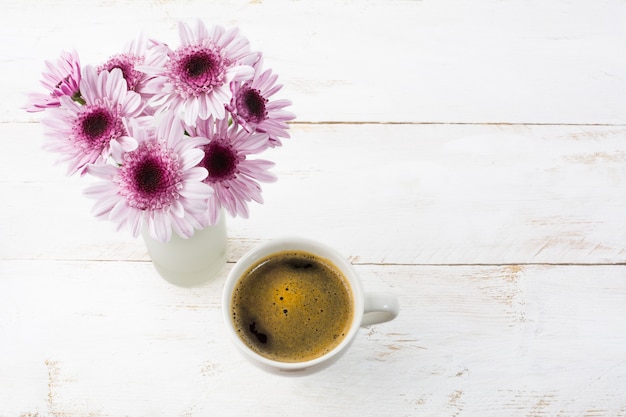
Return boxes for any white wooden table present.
[2,1,626,415]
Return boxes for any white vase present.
[141,212,228,287]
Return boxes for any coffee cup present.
[222,237,399,374]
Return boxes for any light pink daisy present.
[228,56,295,148]
[139,20,256,125]
[186,117,276,224]
[84,114,213,243]
[24,50,82,112]
[97,33,155,97]
[41,66,145,175]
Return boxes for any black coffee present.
[231,250,353,363]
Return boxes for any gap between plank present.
[290,121,626,127]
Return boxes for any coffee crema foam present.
[231,250,354,363]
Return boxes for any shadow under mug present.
[222,237,400,375]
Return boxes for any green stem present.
[72,91,86,105]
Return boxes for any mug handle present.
[361,293,400,326]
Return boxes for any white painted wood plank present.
[2,1,625,415]
[7,0,626,124]
[1,260,625,416]
[2,122,624,265]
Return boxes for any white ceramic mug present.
[222,237,399,374]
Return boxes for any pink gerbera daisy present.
[98,33,154,97]
[228,56,295,148]
[186,117,276,224]
[84,114,213,243]
[139,20,256,125]
[41,66,144,175]
[24,50,82,112]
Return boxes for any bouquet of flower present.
[25,20,295,243]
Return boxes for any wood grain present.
[2,123,624,265]
[7,0,626,124]
[1,261,625,416]
[1,0,625,416]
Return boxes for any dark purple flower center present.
[201,141,240,182]
[73,104,127,153]
[237,87,268,124]
[134,158,165,195]
[170,46,228,95]
[120,140,182,211]
[184,52,216,78]
[99,54,144,91]
[81,108,112,141]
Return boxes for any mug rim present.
[222,236,365,372]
